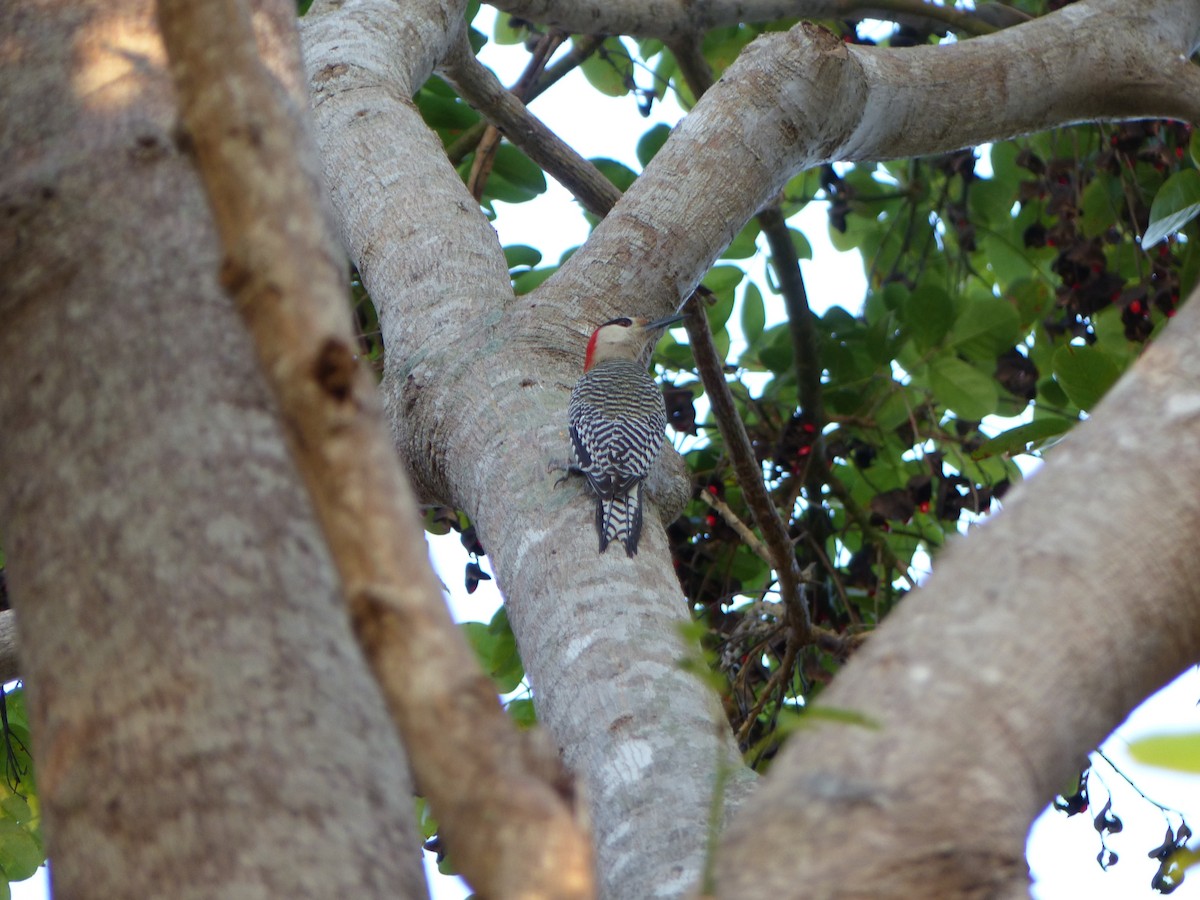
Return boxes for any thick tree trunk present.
[0,1,425,896]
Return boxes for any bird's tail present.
[595,483,644,557]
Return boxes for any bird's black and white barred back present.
[566,314,683,556]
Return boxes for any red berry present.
[798,446,812,457]
[918,501,930,514]
[1129,300,1143,315]
[706,485,719,495]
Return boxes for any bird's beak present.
[645,312,686,330]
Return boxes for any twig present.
[442,31,620,217]
[700,489,773,565]
[467,32,564,200]
[446,35,605,166]
[684,293,813,639]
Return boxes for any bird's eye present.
[603,317,634,328]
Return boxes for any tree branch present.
[554,0,1200,322]
[668,37,860,655]
[156,1,594,896]
[447,34,605,165]
[490,0,1010,40]
[684,293,814,640]
[700,489,773,566]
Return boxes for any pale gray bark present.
[487,0,997,41]
[0,0,425,896]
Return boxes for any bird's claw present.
[547,459,580,488]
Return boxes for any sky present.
[12,6,1200,899]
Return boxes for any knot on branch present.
[313,337,358,402]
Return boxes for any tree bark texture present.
[0,0,426,896]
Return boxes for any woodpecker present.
[567,313,685,557]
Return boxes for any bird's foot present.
[547,459,582,488]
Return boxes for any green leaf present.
[493,13,525,44]
[758,324,793,373]
[414,797,439,840]
[415,88,480,138]
[636,123,671,168]
[581,37,635,96]
[0,820,42,882]
[461,611,524,694]
[466,25,487,54]
[711,326,731,361]
[872,384,919,432]
[1128,732,1200,773]
[511,266,557,295]
[0,796,31,826]
[928,356,999,420]
[503,245,542,270]
[946,297,1020,361]
[701,25,756,75]
[973,416,1073,458]
[702,265,744,307]
[789,228,813,261]
[1009,278,1054,330]
[724,221,761,260]
[461,621,494,670]
[506,697,537,729]
[655,333,695,371]
[1052,345,1121,411]
[488,636,523,694]
[1142,169,1200,248]
[967,176,1016,227]
[979,231,1035,293]
[1079,174,1121,238]
[590,158,638,193]
[481,169,542,205]
[741,283,765,344]
[900,285,954,350]
[491,144,547,197]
